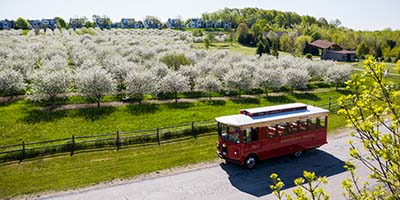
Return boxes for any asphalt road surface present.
[40,132,375,200]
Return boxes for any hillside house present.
[213,21,222,28]
[144,19,160,29]
[95,18,111,29]
[205,21,213,28]
[41,19,57,30]
[167,18,182,28]
[188,18,203,28]
[28,20,41,29]
[223,22,232,29]
[111,23,120,29]
[70,18,85,29]
[309,40,356,62]
[0,20,12,30]
[121,18,135,29]
[135,21,144,28]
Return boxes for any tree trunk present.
[97,97,101,108]
[336,83,339,91]
[209,92,212,100]
[238,89,241,98]
[174,91,178,103]
[50,96,55,111]
[265,88,269,97]
[291,86,294,94]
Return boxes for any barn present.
[310,40,356,62]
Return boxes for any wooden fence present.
[0,99,345,163]
[0,120,216,162]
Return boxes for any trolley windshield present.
[218,123,240,143]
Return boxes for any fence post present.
[70,135,75,156]
[156,128,160,146]
[192,121,196,138]
[116,131,120,151]
[329,96,332,110]
[21,141,25,162]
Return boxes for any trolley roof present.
[215,103,329,128]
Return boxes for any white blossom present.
[28,67,71,109]
[0,68,25,96]
[223,67,254,97]
[179,65,200,91]
[284,68,310,92]
[125,70,156,104]
[196,75,222,100]
[257,68,285,96]
[325,64,353,90]
[159,71,189,102]
[76,66,116,107]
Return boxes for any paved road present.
[40,133,373,200]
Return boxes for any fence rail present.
[0,120,216,162]
[0,99,346,163]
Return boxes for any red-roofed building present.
[309,40,356,62]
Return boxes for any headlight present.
[222,143,226,148]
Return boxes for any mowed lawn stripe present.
[0,134,217,198]
[0,90,346,145]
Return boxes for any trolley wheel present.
[245,155,257,169]
[293,151,303,158]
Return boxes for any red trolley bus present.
[215,103,329,169]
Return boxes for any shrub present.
[161,54,192,70]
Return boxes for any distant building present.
[0,19,12,30]
[144,19,160,29]
[111,22,120,29]
[223,22,232,29]
[95,18,111,29]
[309,40,356,62]
[204,21,213,28]
[188,18,203,28]
[135,21,144,28]
[70,18,85,29]
[213,21,222,28]
[166,18,182,28]
[121,18,135,29]
[28,19,41,29]
[41,19,57,30]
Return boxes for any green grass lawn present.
[0,90,346,146]
[0,134,218,198]
[0,89,350,198]
[353,61,399,75]
[192,42,291,56]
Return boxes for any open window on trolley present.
[215,103,329,169]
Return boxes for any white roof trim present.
[215,104,329,128]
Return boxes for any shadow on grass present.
[22,106,116,123]
[76,107,116,121]
[22,109,69,123]
[292,93,321,101]
[199,99,226,106]
[165,102,195,109]
[127,103,159,115]
[264,95,295,104]
[231,98,260,105]
[336,89,352,95]
[31,98,70,107]
[182,91,206,99]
